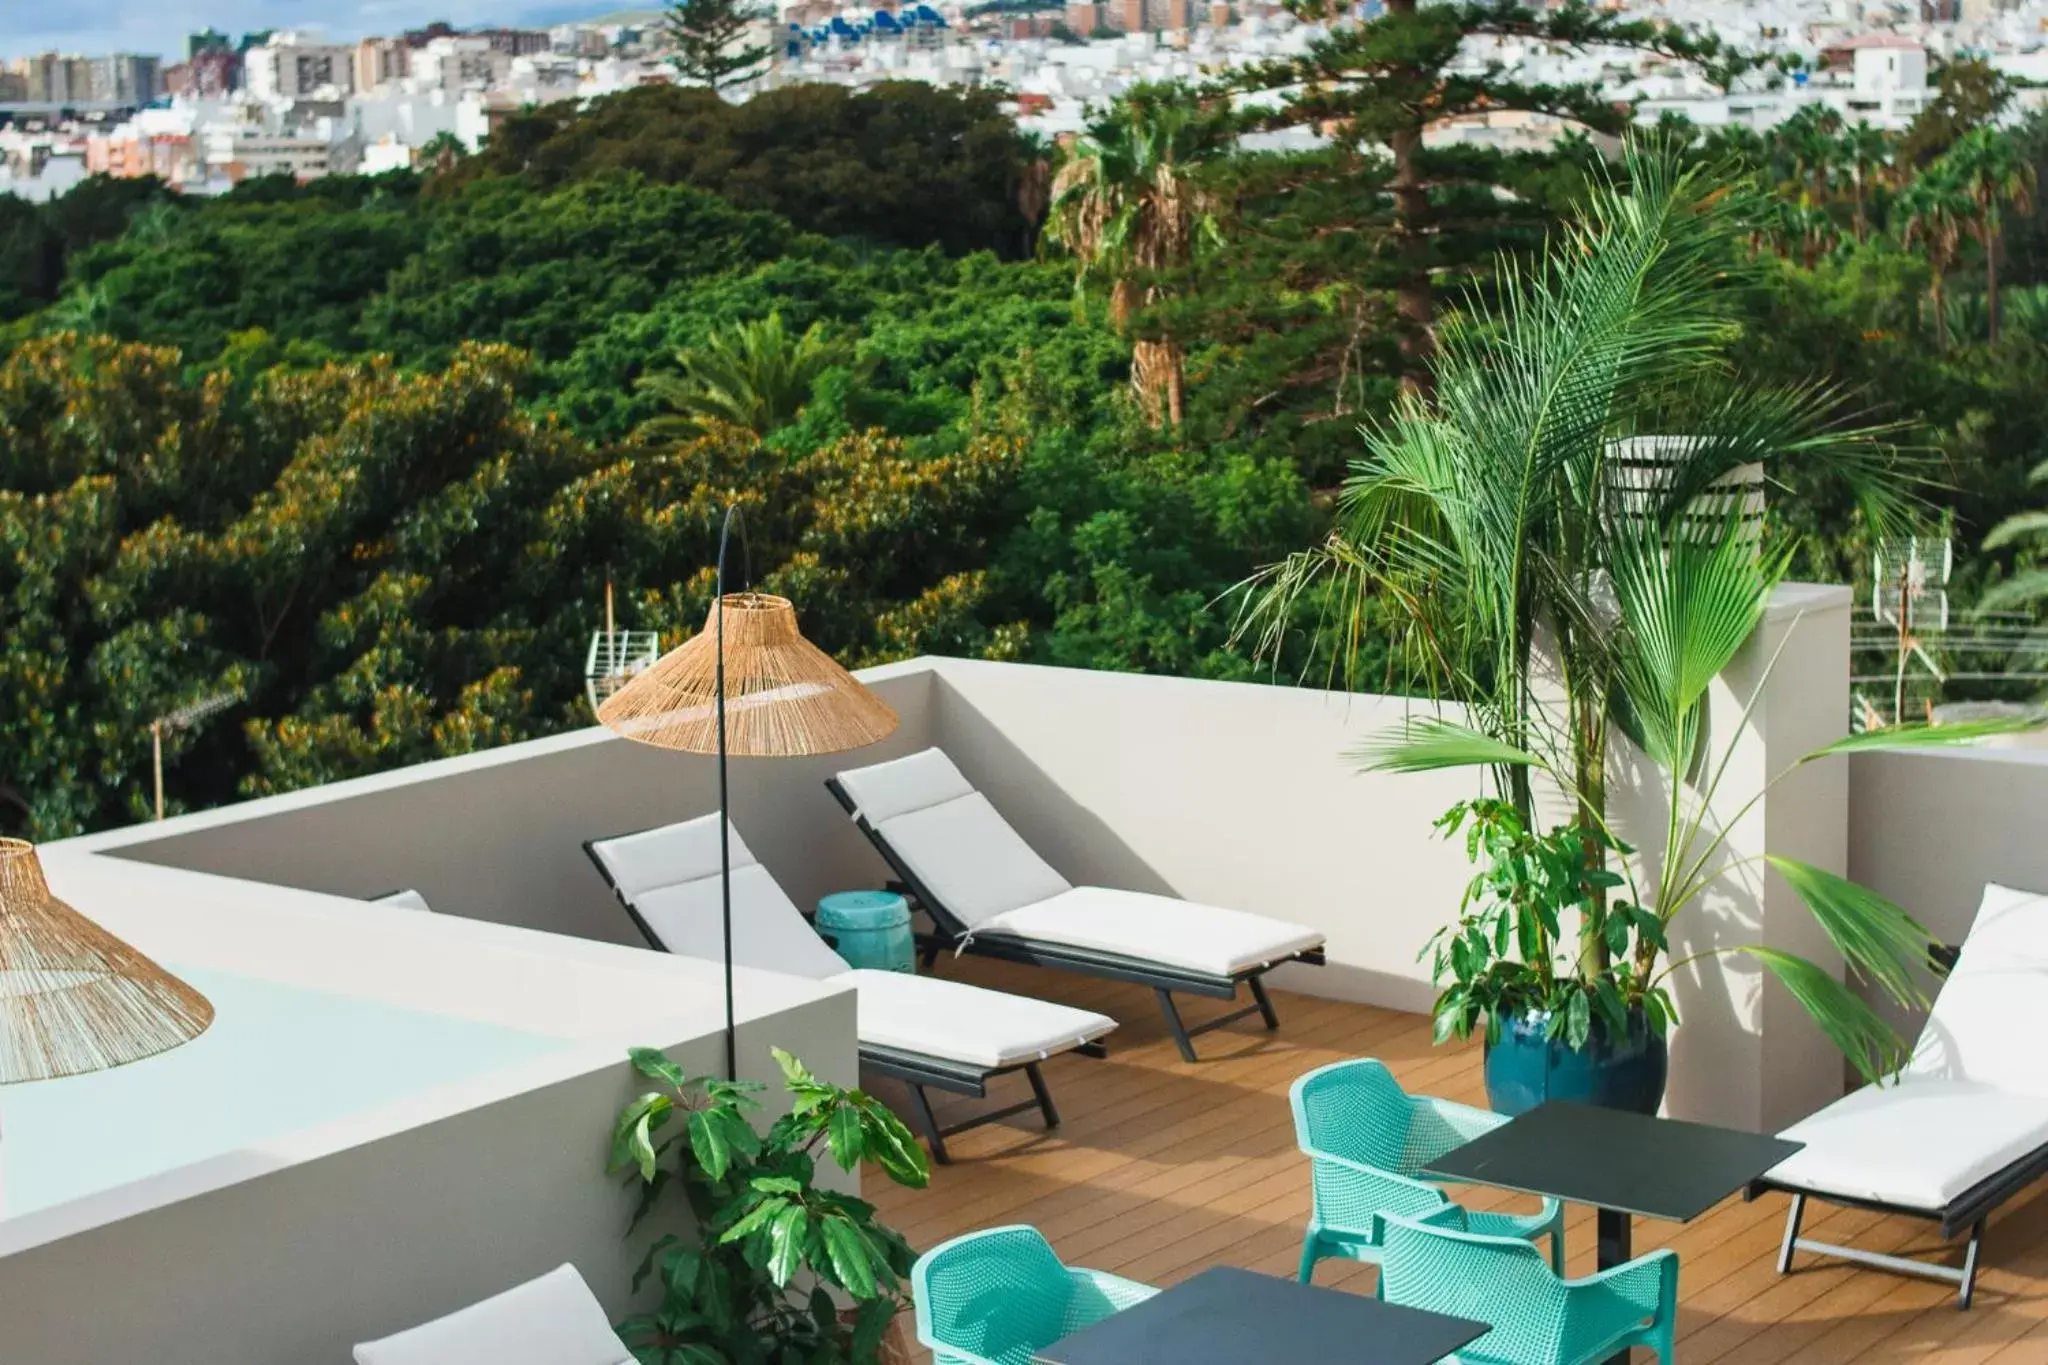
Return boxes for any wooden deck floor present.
[864,959,2048,1363]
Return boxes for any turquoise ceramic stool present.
[816,890,915,972]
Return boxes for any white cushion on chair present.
[983,887,1326,978]
[833,747,978,824]
[873,793,1072,928]
[1907,882,2048,1097]
[370,888,433,912]
[1768,1079,2048,1210]
[837,968,1114,1069]
[589,818,850,980]
[353,1263,631,1365]
[1767,881,2048,1211]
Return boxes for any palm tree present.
[1941,126,2038,343]
[1837,121,1893,241]
[1235,141,1912,979]
[634,313,846,440]
[1983,460,2048,612]
[1043,84,1226,430]
[1894,165,1974,349]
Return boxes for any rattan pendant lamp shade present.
[596,593,898,757]
[0,839,213,1083]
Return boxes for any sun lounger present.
[369,888,434,912]
[584,815,1116,1163]
[353,1263,630,1365]
[1752,881,2048,1308]
[827,747,1326,1061]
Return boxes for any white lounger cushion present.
[835,748,1326,974]
[589,815,1115,1070]
[353,1263,631,1365]
[369,888,434,912]
[1766,881,2048,1210]
[844,968,1113,1069]
[984,887,1326,978]
[1906,881,2048,1097]
[591,823,851,981]
[838,749,1070,926]
[1769,1079,2048,1210]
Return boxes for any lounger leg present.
[903,1082,951,1166]
[1248,973,1280,1030]
[1778,1193,1806,1275]
[1959,1221,1984,1310]
[1155,988,1199,1063]
[1024,1062,1060,1130]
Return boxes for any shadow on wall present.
[92,670,942,948]
[924,674,1180,898]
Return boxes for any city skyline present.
[5,0,648,66]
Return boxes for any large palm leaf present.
[635,313,845,440]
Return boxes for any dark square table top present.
[1033,1265,1488,1365]
[1420,1100,1805,1223]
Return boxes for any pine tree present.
[662,0,773,92]
[1229,1,1747,391]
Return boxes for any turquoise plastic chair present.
[1291,1059,1564,1282]
[911,1225,1159,1365]
[1377,1210,1680,1365]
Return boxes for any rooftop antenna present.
[1872,535,1951,727]
[585,572,661,716]
[148,690,240,822]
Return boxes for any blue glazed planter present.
[1482,1008,1669,1117]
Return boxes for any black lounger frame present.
[582,832,1101,1165]
[825,776,1325,1062]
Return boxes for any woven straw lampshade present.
[597,593,898,756]
[0,839,213,1083]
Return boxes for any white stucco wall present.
[0,850,859,1365]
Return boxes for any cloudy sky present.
[7,1,646,62]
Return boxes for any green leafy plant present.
[1425,799,1673,1052]
[608,1046,929,1365]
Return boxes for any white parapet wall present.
[1,847,858,1365]
[1848,743,2048,1043]
[76,598,1864,1140]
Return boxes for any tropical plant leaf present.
[856,1095,931,1188]
[826,1103,864,1172]
[1740,946,1912,1084]
[820,1216,880,1299]
[630,1047,690,1090]
[1350,717,1545,774]
[766,1205,809,1286]
[1766,856,1933,1010]
[1802,716,2043,758]
[688,1109,734,1183]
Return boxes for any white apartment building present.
[203,126,362,182]
[245,33,357,103]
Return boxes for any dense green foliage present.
[6,65,2048,838]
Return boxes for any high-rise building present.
[87,54,162,104]
[245,34,355,102]
[1121,0,1149,29]
[477,28,553,56]
[354,38,411,93]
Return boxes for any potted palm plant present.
[1239,140,2022,1114]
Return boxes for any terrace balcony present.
[10,593,2048,1362]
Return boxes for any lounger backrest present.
[587,817,850,981]
[352,1262,632,1365]
[1908,881,2048,1096]
[833,748,1071,929]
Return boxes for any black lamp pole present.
[713,504,747,1083]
